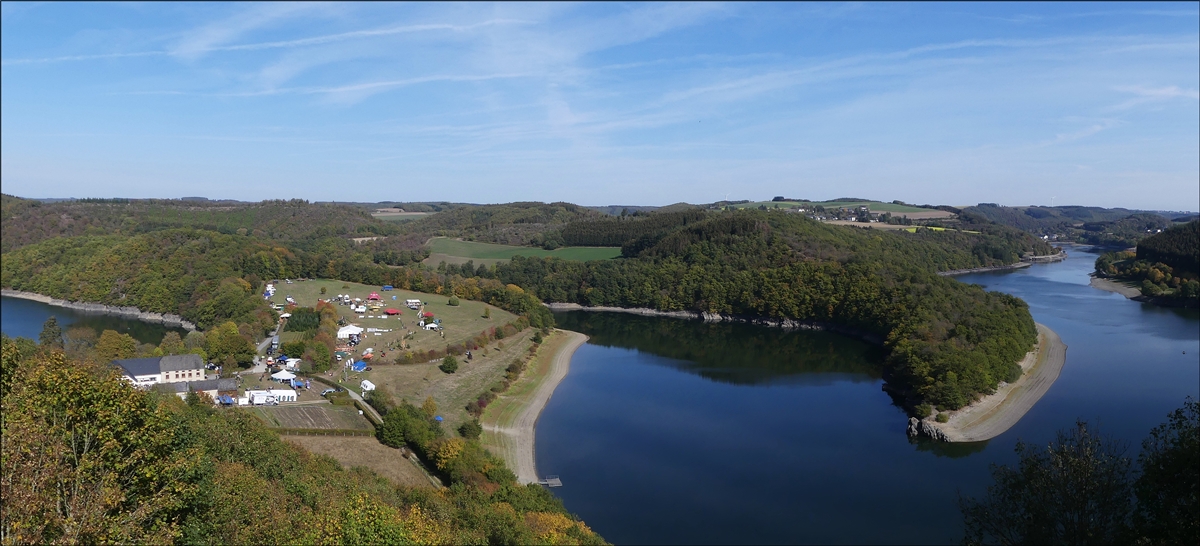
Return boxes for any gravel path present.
[934,323,1067,442]
[487,330,587,484]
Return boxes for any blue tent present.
[217,395,235,406]
[382,285,394,290]
[351,361,367,372]
[434,416,443,422]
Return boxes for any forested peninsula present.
[1094,220,1200,307]
[2,195,1059,415]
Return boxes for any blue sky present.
[2,2,1197,210]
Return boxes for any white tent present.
[271,370,297,381]
[337,325,365,339]
[360,379,376,392]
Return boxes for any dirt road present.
[485,330,587,484]
[934,323,1067,442]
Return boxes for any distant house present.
[113,354,206,387]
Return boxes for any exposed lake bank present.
[0,289,197,330]
[1089,276,1200,309]
[482,329,587,484]
[938,252,1067,277]
[911,323,1067,442]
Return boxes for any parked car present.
[321,388,340,397]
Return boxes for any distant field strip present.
[372,212,432,222]
[733,200,932,213]
[426,237,621,261]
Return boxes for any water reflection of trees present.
[554,311,884,386]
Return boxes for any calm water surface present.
[538,248,1199,545]
[1,296,185,345]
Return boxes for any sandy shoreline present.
[484,330,588,484]
[922,323,1067,442]
[1,288,197,330]
[1089,276,1143,299]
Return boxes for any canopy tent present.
[270,370,297,381]
[336,325,365,339]
[360,380,376,392]
[351,361,367,372]
[368,292,381,300]
[422,312,434,318]
[384,308,401,315]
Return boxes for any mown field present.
[245,404,374,431]
[371,211,433,222]
[424,237,621,267]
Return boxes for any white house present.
[112,354,206,387]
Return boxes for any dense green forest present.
[3,195,1058,411]
[496,211,1050,412]
[1095,221,1200,301]
[0,334,604,545]
[962,203,1174,247]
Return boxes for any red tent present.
[384,308,401,315]
[368,292,381,300]
[422,311,434,318]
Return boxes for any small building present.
[113,354,206,387]
[244,389,298,405]
[153,377,238,401]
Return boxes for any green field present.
[426,237,621,262]
[371,212,433,222]
[733,200,931,213]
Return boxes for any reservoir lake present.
[1,296,185,345]
[538,247,1199,545]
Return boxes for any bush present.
[915,404,932,419]
[439,355,459,374]
[936,413,949,423]
[458,419,483,440]
[448,296,460,306]
[531,332,543,344]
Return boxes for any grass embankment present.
[480,330,587,484]
[424,237,621,268]
[284,435,435,487]
[368,329,537,434]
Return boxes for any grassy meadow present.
[266,278,516,359]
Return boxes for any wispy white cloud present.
[1108,85,1200,110]
[1,17,529,65]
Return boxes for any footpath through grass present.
[426,237,621,263]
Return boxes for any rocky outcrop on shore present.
[543,303,884,345]
[1,289,197,330]
[907,417,952,442]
